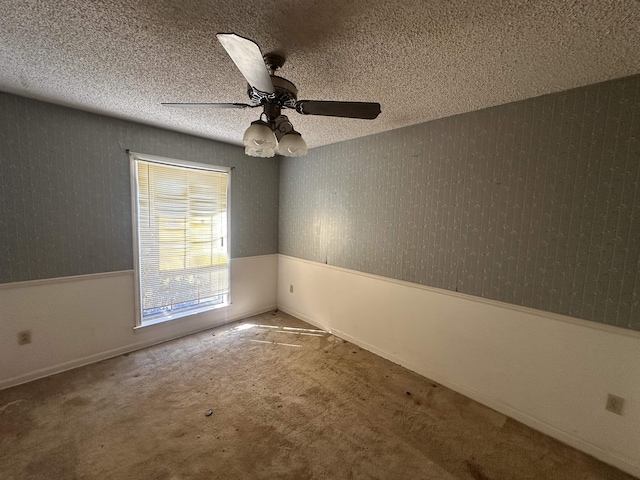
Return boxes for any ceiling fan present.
[162,33,382,158]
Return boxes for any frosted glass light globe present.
[278,132,308,157]
[243,120,277,157]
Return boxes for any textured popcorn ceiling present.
[1,1,639,149]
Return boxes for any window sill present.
[133,302,231,330]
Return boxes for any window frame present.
[129,151,231,329]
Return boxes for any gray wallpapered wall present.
[280,74,640,331]
[0,93,279,283]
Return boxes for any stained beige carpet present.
[0,311,634,479]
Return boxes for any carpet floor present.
[0,311,634,479]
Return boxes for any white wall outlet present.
[605,393,624,415]
[18,330,32,345]
[289,284,294,293]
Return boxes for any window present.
[129,152,230,327]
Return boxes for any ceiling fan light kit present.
[162,33,381,158]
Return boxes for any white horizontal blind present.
[135,158,229,321]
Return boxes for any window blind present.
[134,158,229,321]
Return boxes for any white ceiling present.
[1,0,639,149]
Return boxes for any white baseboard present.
[0,304,276,391]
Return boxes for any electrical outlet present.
[606,393,624,415]
[289,284,294,293]
[18,330,32,345]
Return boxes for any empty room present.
[1,1,639,478]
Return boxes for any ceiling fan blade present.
[216,33,275,94]
[161,102,255,109]
[295,101,381,119]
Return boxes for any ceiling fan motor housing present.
[247,75,298,109]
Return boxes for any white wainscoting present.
[277,255,640,477]
[0,254,278,390]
